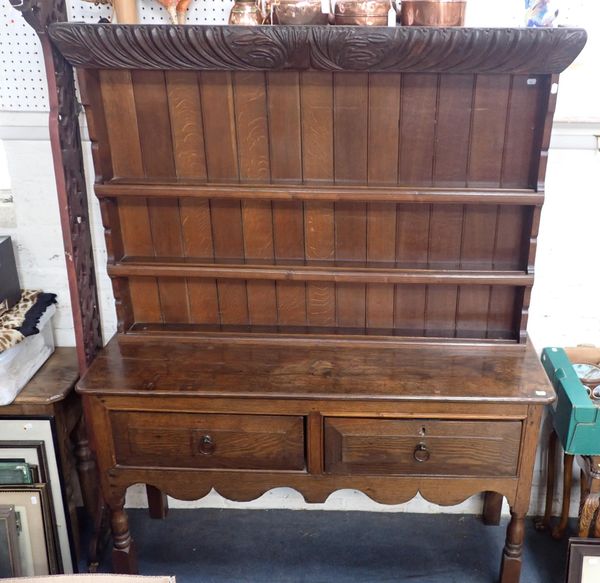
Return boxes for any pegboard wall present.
[0,1,234,112]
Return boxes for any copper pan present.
[334,0,392,26]
[274,0,329,25]
[401,0,466,26]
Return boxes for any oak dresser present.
[47,23,586,582]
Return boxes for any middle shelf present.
[109,257,533,286]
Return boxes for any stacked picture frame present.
[0,438,65,575]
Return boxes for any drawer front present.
[111,412,305,471]
[324,418,521,477]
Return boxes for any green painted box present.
[541,347,600,455]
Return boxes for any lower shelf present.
[122,323,519,345]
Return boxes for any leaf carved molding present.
[48,23,587,74]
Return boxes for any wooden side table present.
[537,348,600,540]
[0,348,98,570]
[537,434,600,539]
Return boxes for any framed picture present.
[566,538,600,583]
[0,505,22,577]
[0,441,49,483]
[0,486,59,575]
[0,422,73,573]
[0,461,34,485]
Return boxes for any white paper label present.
[322,0,331,13]
[387,7,396,26]
[527,78,537,86]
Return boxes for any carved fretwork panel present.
[10,0,102,372]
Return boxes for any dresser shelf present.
[47,22,587,582]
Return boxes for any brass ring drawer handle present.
[413,443,430,463]
[198,434,216,455]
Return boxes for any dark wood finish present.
[577,456,600,538]
[483,492,504,526]
[79,338,552,402]
[49,25,586,75]
[112,412,305,471]
[0,349,98,568]
[537,435,600,540]
[50,23,583,583]
[535,427,558,533]
[10,0,102,372]
[553,452,574,539]
[324,418,522,476]
[145,485,168,520]
[73,52,566,344]
[95,183,544,204]
[78,338,553,583]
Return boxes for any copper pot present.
[334,0,391,25]
[229,0,263,24]
[400,0,466,26]
[273,0,329,24]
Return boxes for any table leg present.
[74,417,99,518]
[552,452,574,539]
[146,485,169,519]
[499,510,526,583]
[579,493,599,538]
[109,495,138,574]
[535,429,557,532]
[483,492,503,526]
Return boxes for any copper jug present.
[229,0,263,24]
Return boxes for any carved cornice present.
[48,24,587,74]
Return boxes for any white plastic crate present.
[0,303,56,405]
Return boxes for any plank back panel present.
[399,74,438,186]
[368,74,401,186]
[132,70,189,324]
[126,279,521,341]
[434,75,474,186]
[165,71,208,181]
[199,71,239,183]
[95,70,546,190]
[468,75,511,187]
[179,199,219,324]
[114,195,531,340]
[90,67,550,344]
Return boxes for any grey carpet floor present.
[90,509,572,582]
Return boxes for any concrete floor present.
[89,509,572,582]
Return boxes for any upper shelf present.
[48,24,587,75]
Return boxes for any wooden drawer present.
[111,411,305,471]
[324,418,522,477]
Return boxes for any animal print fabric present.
[0,290,41,353]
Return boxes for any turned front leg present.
[109,496,138,574]
[499,510,526,583]
[74,418,100,518]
